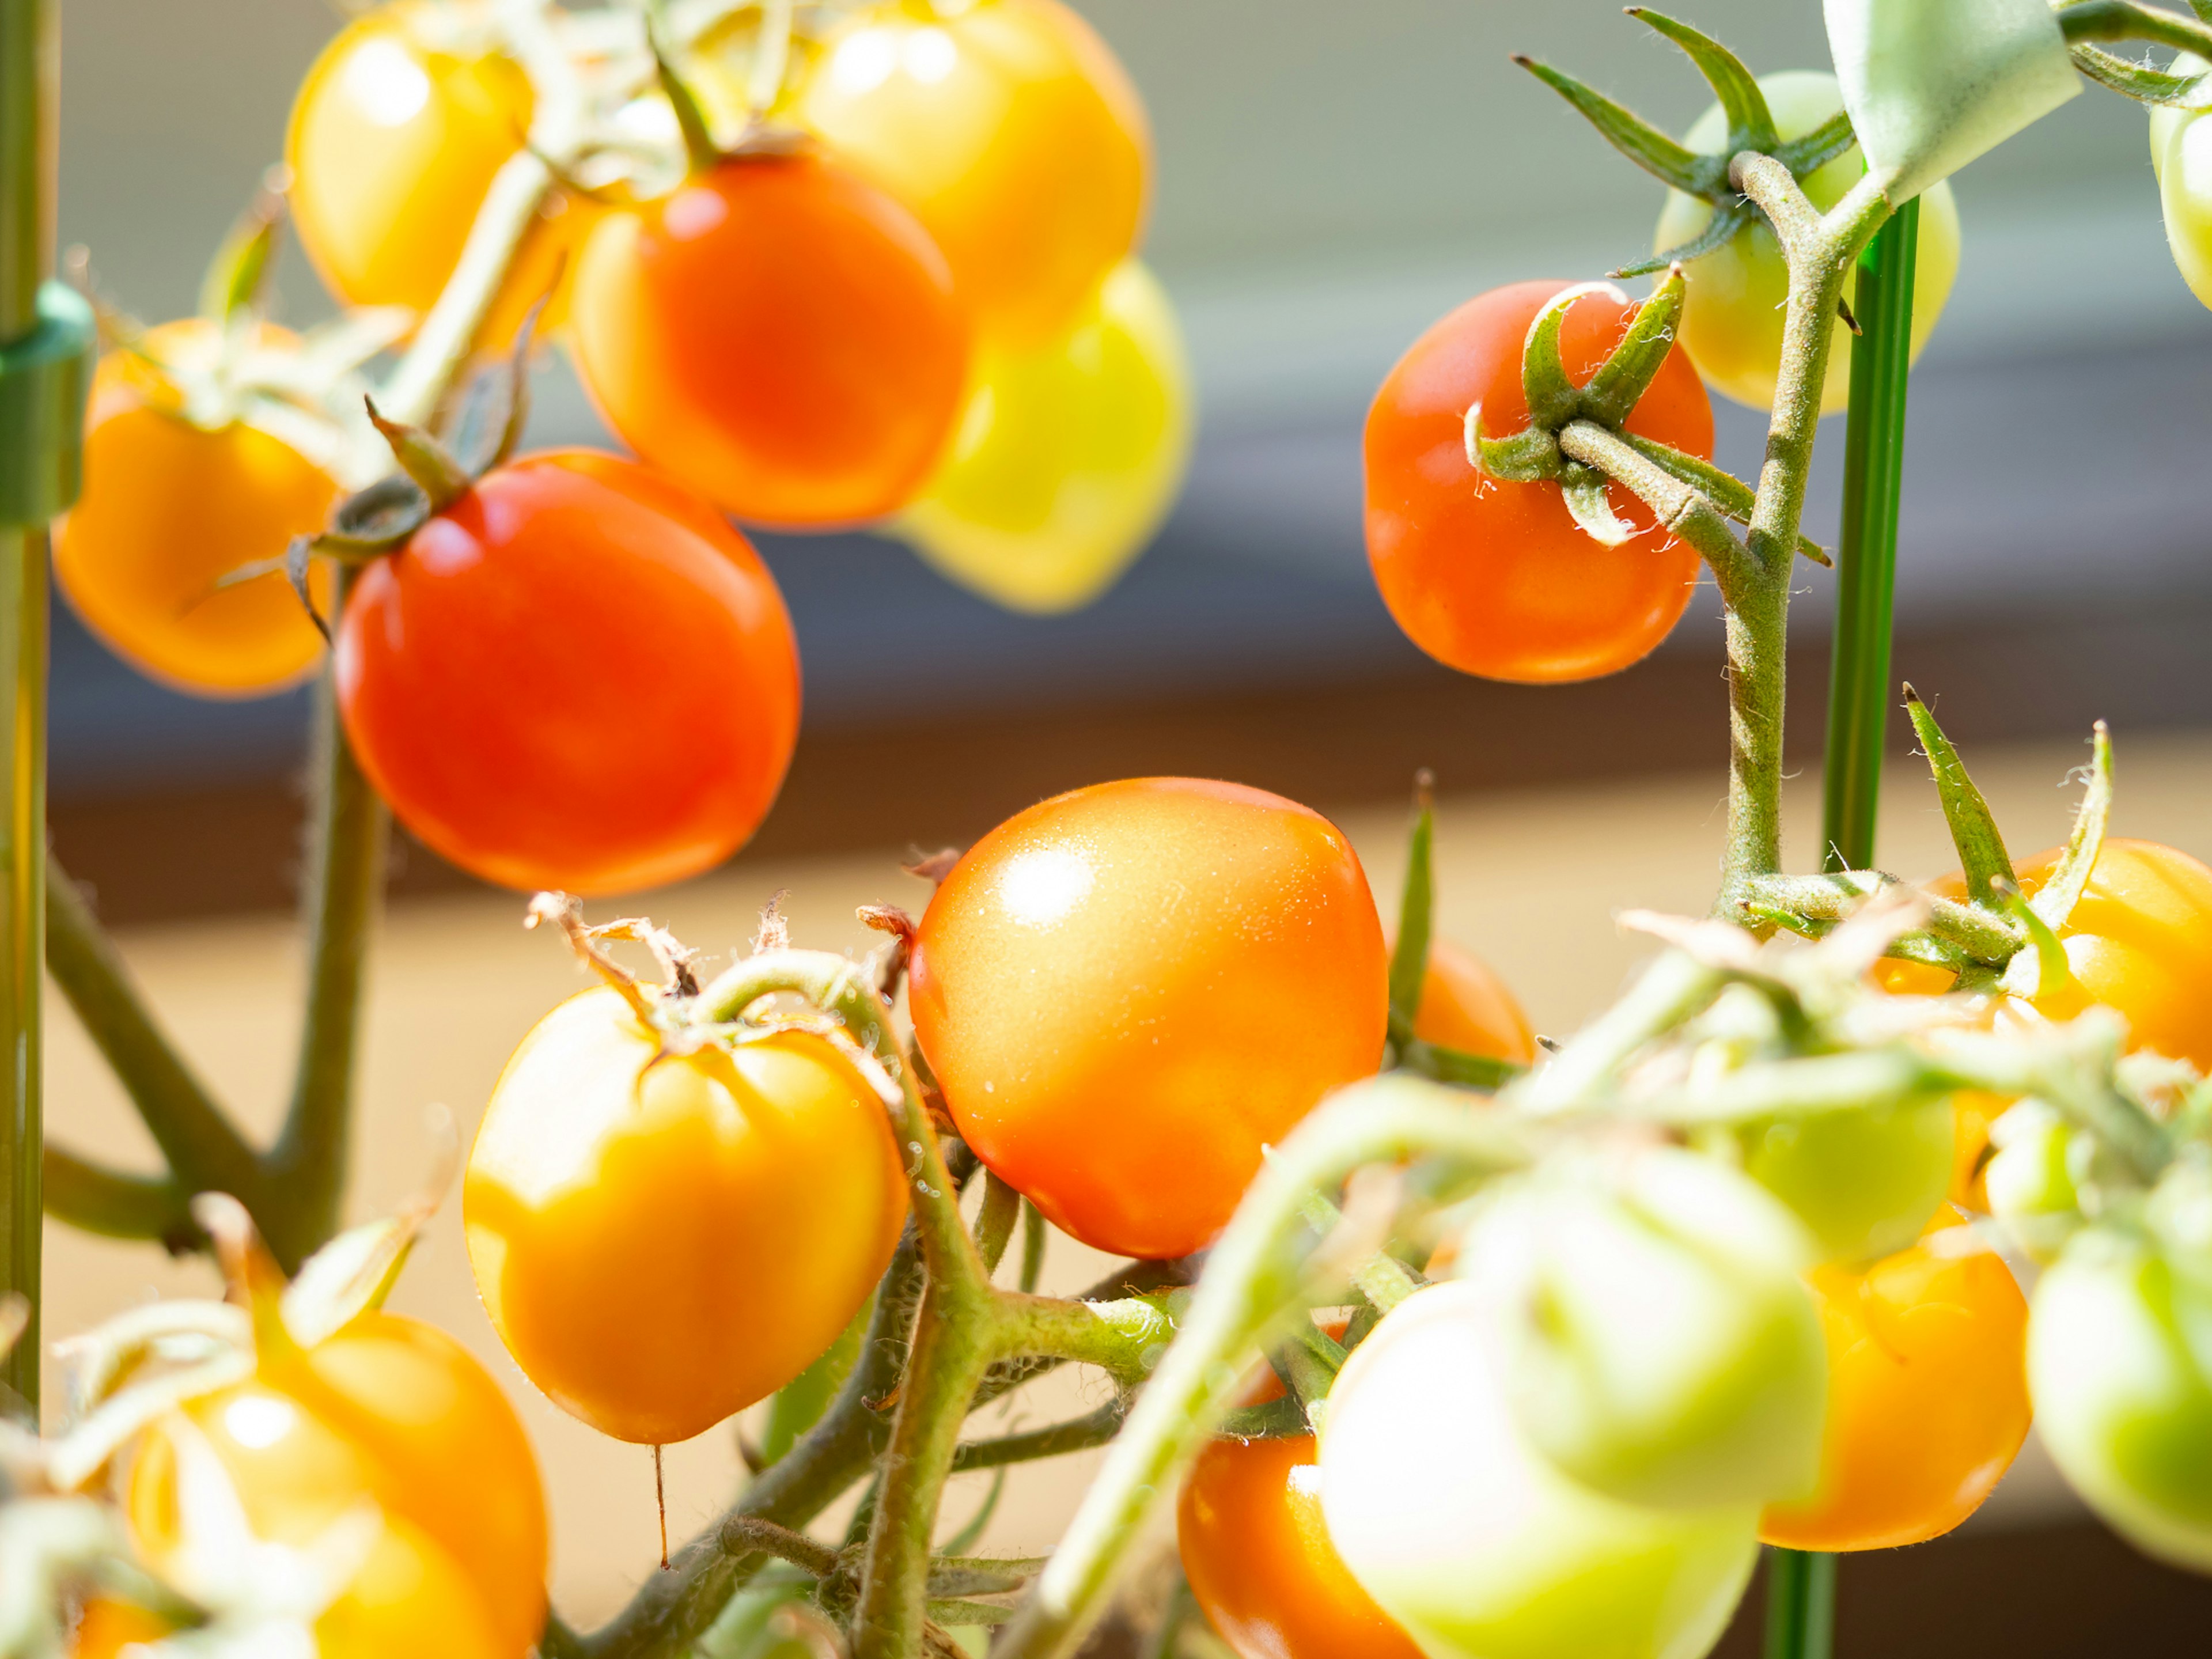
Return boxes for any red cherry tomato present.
[569,152,971,529]
[335,449,800,895]
[1365,280,1713,683]
[910,778,1388,1259]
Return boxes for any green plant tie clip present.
[0,279,94,527]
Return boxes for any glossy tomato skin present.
[465,986,909,1445]
[1411,937,1537,1066]
[801,0,1149,346]
[126,1310,548,1659]
[569,153,970,529]
[910,778,1388,1260]
[1759,1212,2029,1552]
[1654,71,1960,415]
[55,322,336,696]
[335,449,800,896]
[899,258,1191,613]
[1365,281,1712,684]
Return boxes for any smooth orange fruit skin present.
[1411,936,1537,1066]
[1759,1213,2029,1551]
[287,2,569,343]
[465,988,910,1445]
[335,449,800,896]
[910,778,1389,1260]
[126,1310,547,1658]
[801,0,1149,346]
[1365,281,1712,683]
[55,323,336,696]
[569,152,971,529]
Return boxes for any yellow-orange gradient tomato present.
[126,1310,547,1659]
[287,2,577,343]
[1412,937,1537,1066]
[55,321,336,696]
[802,0,1149,344]
[465,986,908,1444]
[1759,1212,2029,1551]
[910,778,1389,1259]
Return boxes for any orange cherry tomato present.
[334,449,800,896]
[126,1310,547,1658]
[287,2,577,345]
[1365,280,1712,684]
[70,1601,173,1658]
[1759,1212,2029,1551]
[801,0,1149,346]
[1411,936,1537,1066]
[55,321,336,697]
[569,152,971,529]
[465,986,909,1444]
[910,778,1389,1259]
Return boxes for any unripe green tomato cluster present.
[1655,71,1961,415]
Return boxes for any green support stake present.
[1780,188,1923,1659]
[0,0,91,1417]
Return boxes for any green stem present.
[1763,1548,1835,1659]
[1823,203,1919,874]
[951,1400,1128,1474]
[40,1146,188,1245]
[2058,0,2212,56]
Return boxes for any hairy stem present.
[2058,0,2212,56]
[951,1400,1129,1474]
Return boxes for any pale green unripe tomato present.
[1653,71,1962,415]
[1319,1281,1760,1659]
[2028,1226,2212,1572]
[1460,1146,1826,1510]
[1709,1097,1954,1267]
[1984,1100,2086,1262]
[2149,57,2212,311]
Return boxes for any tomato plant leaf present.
[1511,55,1725,198]
[2029,721,2115,935]
[1387,773,1437,1040]
[1627,9,1780,152]
[1904,686,2017,906]
[1581,265,1687,428]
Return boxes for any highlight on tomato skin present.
[1363,279,1713,685]
[567,151,972,531]
[908,777,1389,1262]
[334,448,801,898]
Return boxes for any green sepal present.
[1773,109,1862,179]
[1267,1320,1350,1429]
[925,1558,1047,1600]
[927,1600,1018,1628]
[366,397,474,512]
[1904,685,2017,906]
[1512,55,1722,197]
[446,302,541,479]
[1618,200,1756,278]
[1580,266,1687,427]
[198,187,284,328]
[1995,880,2079,1001]
[1387,774,1437,1039]
[1396,1037,1528,1092]
[192,1193,304,1372]
[2196,0,2212,25]
[650,19,726,176]
[1522,283,1609,430]
[1215,1393,1308,1441]
[2029,721,2114,934]
[1616,431,1830,565]
[1466,409,1562,482]
[2070,43,2210,105]
[1560,463,1632,546]
[1627,9,1780,151]
[322,474,434,554]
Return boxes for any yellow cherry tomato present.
[55,320,337,697]
[465,986,910,1445]
[899,259,1191,612]
[1759,1211,2029,1552]
[70,1601,173,1658]
[126,1310,548,1659]
[801,0,1150,345]
[287,2,578,343]
[1653,70,1961,415]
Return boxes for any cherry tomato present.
[465,985,908,1445]
[334,448,800,896]
[1653,71,1961,415]
[69,1601,173,1658]
[55,321,336,697]
[1319,1281,1760,1659]
[800,0,1149,346]
[910,778,1388,1260]
[569,151,970,529]
[1983,1100,2088,1262]
[1365,281,1712,684]
[126,1309,547,1658]
[2030,1224,2212,1571]
[899,258,1190,613]
[1759,1210,2029,1551]
[1461,1146,1826,1512]
[1411,937,1537,1066]
[2150,56,2212,313]
[1709,1096,1954,1267]
[287,2,577,344]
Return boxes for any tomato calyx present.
[1513,11,1858,278]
